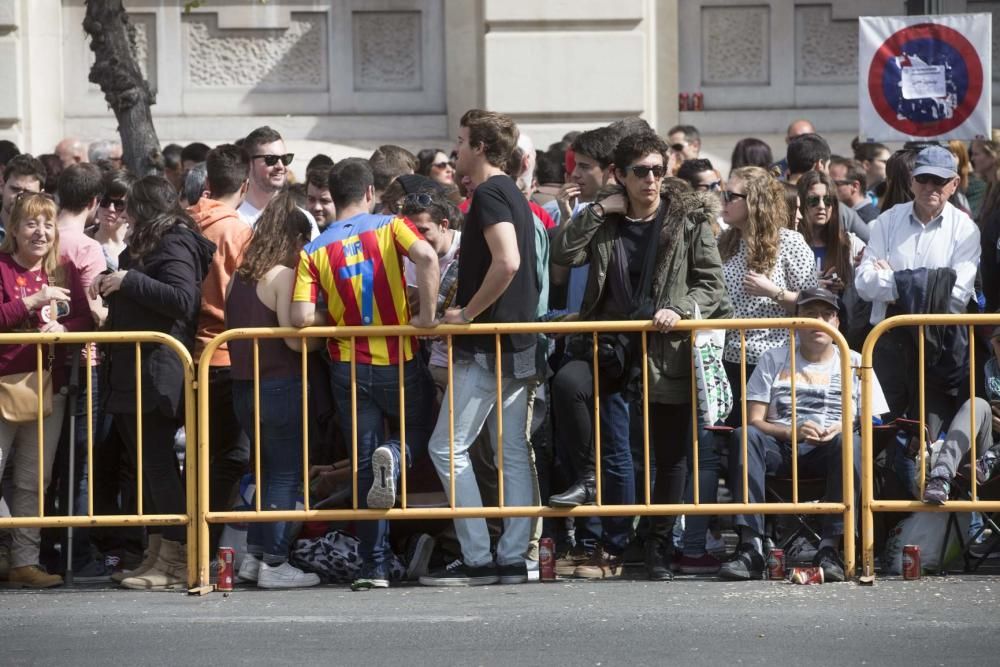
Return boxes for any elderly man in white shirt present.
[856,145,980,443]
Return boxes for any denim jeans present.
[232,376,305,561]
[550,359,634,553]
[428,359,535,567]
[681,425,722,556]
[728,425,861,540]
[329,358,433,567]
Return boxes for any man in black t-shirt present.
[419,109,540,587]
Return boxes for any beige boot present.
[111,534,162,584]
[9,565,63,589]
[120,538,186,591]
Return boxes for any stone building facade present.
[0,0,996,154]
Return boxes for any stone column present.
[19,0,64,154]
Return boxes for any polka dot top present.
[722,227,819,364]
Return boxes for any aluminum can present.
[789,566,824,584]
[692,92,704,111]
[902,544,921,580]
[217,547,235,592]
[766,548,785,580]
[679,93,689,112]
[539,537,556,581]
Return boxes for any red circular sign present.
[867,23,984,136]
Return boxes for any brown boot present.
[120,538,186,591]
[112,534,162,584]
[9,565,63,589]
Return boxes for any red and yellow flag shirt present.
[293,213,422,365]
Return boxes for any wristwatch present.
[460,307,473,323]
[591,202,606,219]
[771,288,785,303]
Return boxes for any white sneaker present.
[238,554,261,583]
[257,561,321,589]
[367,446,397,509]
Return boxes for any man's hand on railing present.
[652,308,680,333]
[411,311,439,329]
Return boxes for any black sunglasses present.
[432,161,454,170]
[402,192,435,207]
[669,143,687,152]
[100,197,126,211]
[914,173,952,187]
[252,153,294,167]
[695,181,721,192]
[806,195,834,208]
[722,190,747,203]
[624,164,666,179]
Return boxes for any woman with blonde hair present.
[718,166,818,425]
[0,192,92,588]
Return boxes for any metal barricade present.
[196,317,856,588]
[0,331,199,587]
[859,313,1000,579]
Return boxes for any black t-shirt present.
[457,174,539,352]
[618,217,658,291]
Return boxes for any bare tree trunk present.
[83,0,161,176]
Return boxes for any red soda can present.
[217,547,235,592]
[902,544,921,580]
[693,92,704,111]
[539,538,556,581]
[766,548,785,580]
[679,93,689,112]
[789,566,824,584]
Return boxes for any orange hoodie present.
[189,197,252,366]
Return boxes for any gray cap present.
[912,145,958,180]
[796,287,839,310]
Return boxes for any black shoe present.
[548,474,597,508]
[718,544,765,580]
[812,546,846,582]
[498,562,528,584]
[419,559,499,587]
[644,538,673,581]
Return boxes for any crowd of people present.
[1,111,999,592]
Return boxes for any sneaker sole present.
[679,567,721,575]
[351,580,389,591]
[259,577,321,589]
[367,448,397,509]
[405,535,435,581]
[498,574,527,584]
[237,568,259,583]
[418,575,499,587]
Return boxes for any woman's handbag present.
[692,304,732,426]
[0,346,54,423]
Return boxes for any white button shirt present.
[855,201,980,324]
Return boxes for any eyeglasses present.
[252,153,294,167]
[100,197,126,211]
[695,181,721,192]
[624,164,666,179]
[722,190,747,203]
[914,173,953,187]
[806,195,834,208]
[669,143,687,153]
[402,192,435,207]
[432,161,455,170]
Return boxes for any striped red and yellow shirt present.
[293,213,423,365]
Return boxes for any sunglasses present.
[806,195,834,208]
[624,164,666,179]
[914,173,952,187]
[252,153,294,167]
[695,181,721,192]
[722,190,747,203]
[432,161,455,170]
[669,143,687,152]
[100,197,126,211]
[402,192,435,207]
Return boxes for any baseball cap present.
[796,287,839,310]
[912,145,958,180]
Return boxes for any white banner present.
[858,13,992,142]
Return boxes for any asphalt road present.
[3,575,999,666]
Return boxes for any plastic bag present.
[883,511,969,574]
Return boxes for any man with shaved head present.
[55,137,88,167]
[773,119,817,179]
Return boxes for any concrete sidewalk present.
[3,575,999,666]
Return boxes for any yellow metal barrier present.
[860,313,1000,580]
[196,317,856,587]
[0,331,199,587]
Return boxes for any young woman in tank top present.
[225,192,320,589]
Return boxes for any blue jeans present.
[428,359,535,567]
[728,425,861,540]
[232,377,305,561]
[329,359,433,567]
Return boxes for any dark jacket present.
[551,181,732,403]
[104,224,216,418]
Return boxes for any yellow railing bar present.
[447,335,455,509]
[301,344,310,511]
[789,330,798,505]
[35,343,44,517]
[398,335,407,509]
[495,334,505,507]
[591,331,602,506]
[253,338,262,513]
[641,331,651,506]
[689,330,700,505]
[969,325,977,503]
[135,342,143,517]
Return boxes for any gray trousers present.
[929,397,994,481]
